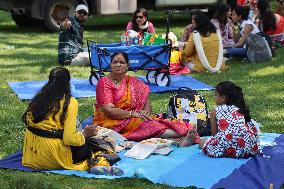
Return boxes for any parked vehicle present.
[0,0,225,32]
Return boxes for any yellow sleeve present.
[182,34,195,58]
[63,97,85,146]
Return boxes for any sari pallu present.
[94,75,199,142]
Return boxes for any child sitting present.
[199,81,260,158]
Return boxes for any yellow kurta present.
[22,97,89,170]
[182,33,226,73]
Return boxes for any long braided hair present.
[22,67,71,125]
[216,81,251,122]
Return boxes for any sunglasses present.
[135,15,144,19]
[112,60,127,65]
[77,10,88,16]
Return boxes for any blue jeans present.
[225,48,247,59]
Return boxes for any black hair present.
[110,51,129,64]
[22,67,71,125]
[257,0,271,12]
[227,0,237,10]
[131,8,148,33]
[257,0,276,32]
[216,81,251,122]
[233,5,250,20]
[192,10,216,36]
[213,4,231,30]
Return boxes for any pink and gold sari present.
[94,75,198,142]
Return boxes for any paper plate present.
[140,138,173,149]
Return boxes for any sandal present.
[89,166,124,176]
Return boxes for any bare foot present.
[167,138,180,146]
[178,130,196,147]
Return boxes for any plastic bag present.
[121,30,142,46]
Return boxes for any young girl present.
[199,81,260,158]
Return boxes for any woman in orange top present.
[257,0,284,41]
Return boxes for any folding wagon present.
[87,41,172,86]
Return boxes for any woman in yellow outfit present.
[182,11,226,73]
[22,67,121,174]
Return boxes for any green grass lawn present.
[0,7,284,189]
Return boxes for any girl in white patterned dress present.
[199,81,260,158]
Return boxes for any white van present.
[0,0,225,32]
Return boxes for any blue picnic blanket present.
[0,133,283,189]
[8,75,214,100]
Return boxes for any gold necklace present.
[111,74,119,85]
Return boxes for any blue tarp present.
[0,133,282,189]
[8,76,214,100]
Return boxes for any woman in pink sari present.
[93,52,199,146]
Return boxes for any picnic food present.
[141,138,168,144]
[140,138,173,148]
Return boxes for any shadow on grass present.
[0,39,56,50]
[0,54,56,78]
[0,25,49,34]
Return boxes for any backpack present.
[246,32,273,63]
[168,87,211,136]
[257,32,275,57]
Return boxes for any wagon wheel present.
[146,70,158,84]
[89,71,104,85]
[155,72,171,86]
